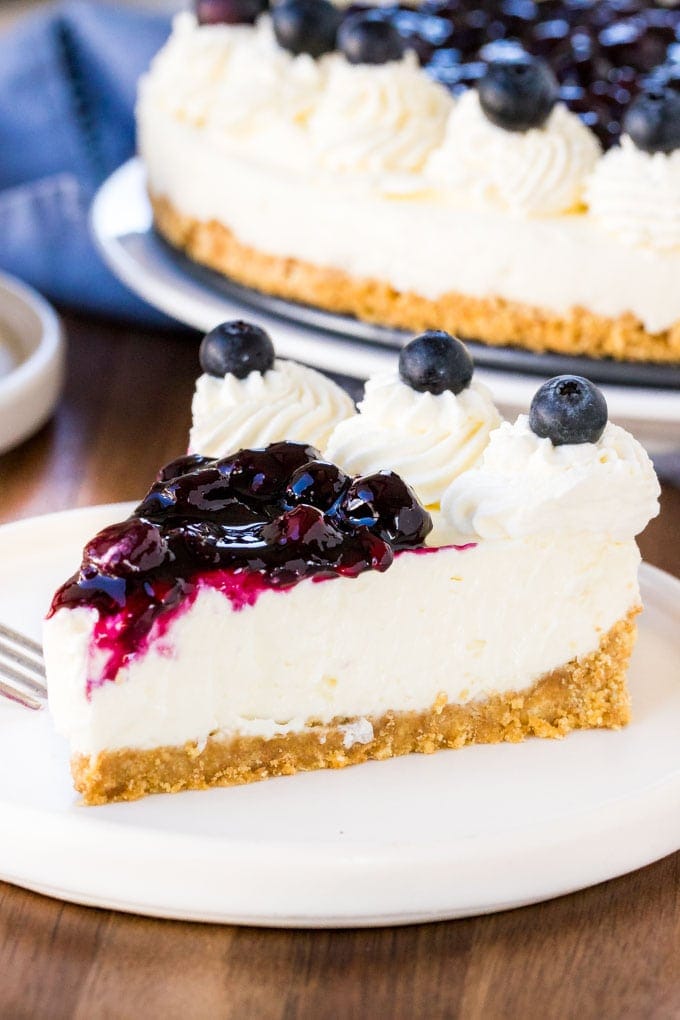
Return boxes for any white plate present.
[0,503,679,927]
[0,273,64,455]
[92,159,680,456]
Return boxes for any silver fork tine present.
[0,681,42,714]
[0,640,46,678]
[0,623,47,709]
[0,622,43,657]
[0,657,47,697]
[0,677,43,711]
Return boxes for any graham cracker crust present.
[73,610,638,805]
[151,193,680,365]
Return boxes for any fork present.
[0,623,47,711]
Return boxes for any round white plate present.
[0,503,679,927]
[0,274,64,455]
[92,159,680,456]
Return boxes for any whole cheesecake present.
[43,326,661,804]
[138,0,680,363]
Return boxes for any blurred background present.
[0,0,178,27]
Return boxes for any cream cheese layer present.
[45,534,640,756]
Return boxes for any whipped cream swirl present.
[586,136,680,251]
[140,14,323,162]
[442,415,660,541]
[308,52,451,177]
[325,374,501,507]
[190,360,355,456]
[428,91,601,215]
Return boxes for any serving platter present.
[0,503,678,927]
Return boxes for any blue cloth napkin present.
[0,1,172,323]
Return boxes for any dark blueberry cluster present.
[529,375,608,445]
[50,443,432,655]
[402,0,680,146]
[196,0,680,148]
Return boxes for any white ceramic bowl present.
[0,274,65,456]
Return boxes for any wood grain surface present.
[0,313,678,1020]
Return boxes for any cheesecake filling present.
[45,533,641,756]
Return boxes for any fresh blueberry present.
[398,331,474,396]
[338,13,406,66]
[156,454,215,483]
[272,0,341,58]
[341,471,432,548]
[529,375,608,446]
[284,460,350,512]
[624,87,680,154]
[195,0,268,25]
[84,520,168,577]
[478,53,558,131]
[199,321,275,379]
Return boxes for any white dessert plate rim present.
[0,502,678,927]
[0,273,64,455]
[91,159,680,456]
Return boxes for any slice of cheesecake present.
[44,369,659,804]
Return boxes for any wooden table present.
[0,313,678,1020]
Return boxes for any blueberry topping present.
[262,504,344,556]
[340,472,432,548]
[224,442,321,500]
[195,0,268,25]
[338,13,406,66]
[624,86,680,154]
[199,321,275,379]
[156,454,214,483]
[285,460,350,512]
[171,519,265,567]
[478,53,558,131]
[398,331,474,396]
[529,375,608,446]
[348,529,394,575]
[273,0,341,58]
[84,520,168,577]
[50,444,432,667]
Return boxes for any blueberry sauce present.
[318,0,680,147]
[48,443,433,689]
